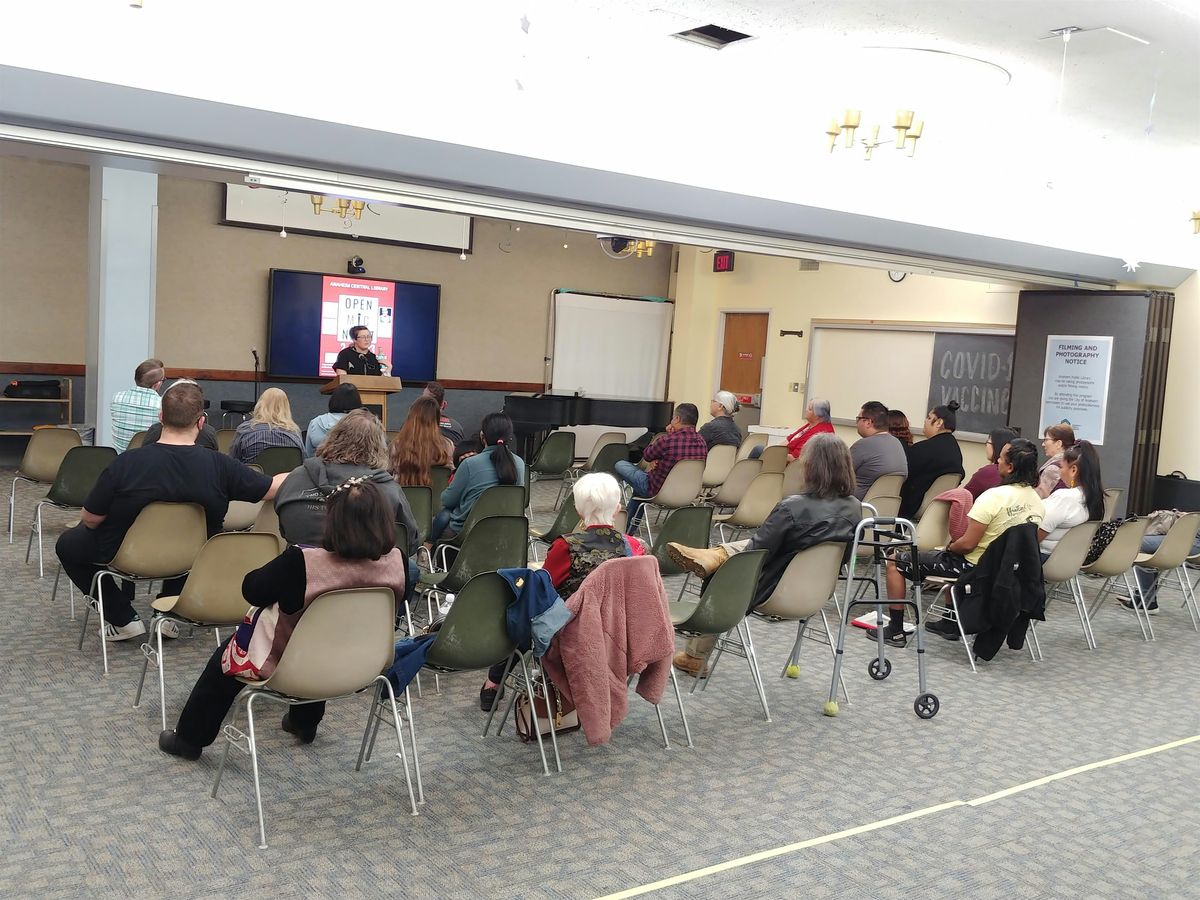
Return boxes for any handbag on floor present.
[514,678,580,742]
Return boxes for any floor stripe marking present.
[596,734,1200,900]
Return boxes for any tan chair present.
[127,430,148,450]
[77,502,209,674]
[133,531,283,730]
[701,444,737,490]
[1043,521,1101,649]
[1082,517,1152,640]
[708,458,762,510]
[1102,488,1124,522]
[251,500,282,539]
[222,500,264,532]
[856,473,905,561]
[758,445,789,474]
[8,426,81,543]
[564,431,627,492]
[735,432,767,461]
[752,541,851,704]
[1134,512,1200,630]
[211,587,418,849]
[781,458,806,497]
[914,499,951,552]
[915,472,963,519]
[216,429,237,454]
[714,472,783,542]
[630,459,704,545]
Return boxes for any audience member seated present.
[110,358,165,453]
[1037,423,1076,499]
[614,403,707,535]
[963,428,1018,500]
[478,472,646,710]
[849,400,908,501]
[422,381,465,445]
[227,388,304,464]
[452,437,483,470]
[666,433,862,676]
[1038,441,1104,560]
[158,480,406,760]
[142,378,220,450]
[697,391,743,450]
[56,381,286,642]
[881,438,1044,646]
[304,383,362,457]
[429,412,525,544]
[786,398,835,460]
[898,401,965,519]
[888,409,914,447]
[388,397,454,487]
[1131,523,1200,615]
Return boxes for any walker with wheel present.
[824,515,940,719]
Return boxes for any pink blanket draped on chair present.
[541,556,674,745]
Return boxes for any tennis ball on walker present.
[822,700,839,717]
[785,664,801,679]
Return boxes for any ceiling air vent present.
[673,24,753,49]
[798,259,820,272]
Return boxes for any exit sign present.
[713,250,735,272]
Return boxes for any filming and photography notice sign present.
[1039,335,1113,444]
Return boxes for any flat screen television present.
[266,269,440,380]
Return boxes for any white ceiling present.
[2,0,1198,268]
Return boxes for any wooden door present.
[719,313,768,395]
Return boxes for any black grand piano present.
[504,391,673,459]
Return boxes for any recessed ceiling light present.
[673,24,753,50]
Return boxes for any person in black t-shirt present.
[55,381,287,643]
[333,325,389,376]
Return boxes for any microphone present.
[250,348,260,364]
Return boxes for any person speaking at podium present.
[333,326,389,376]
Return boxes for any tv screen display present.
[266,269,440,380]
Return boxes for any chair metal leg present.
[1176,567,1200,631]
[1027,620,1043,661]
[739,620,771,722]
[244,694,269,849]
[780,620,806,678]
[1123,572,1153,641]
[404,685,423,804]
[819,610,851,704]
[483,654,517,736]
[376,676,419,816]
[537,662,563,773]
[8,477,17,543]
[355,684,381,771]
[517,654,553,776]
[134,615,165,719]
[668,667,693,748]
[949,588,977,673]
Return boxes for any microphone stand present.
[251,350,261,402]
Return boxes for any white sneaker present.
[103,619,147,642]
[152,616,181,640]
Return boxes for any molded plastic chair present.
[401,485,433,546]
[573,431,625,476]
[222,500,263,532]
[529,500,582,562]
[701,444,738,490]
[216,429,237,454]
[714,473,783,542]
[430,466,452,516]
[77,502,209,674]
[528,431,576,509]
[707,458,762,510]
[668,549,770,721]
[752,541,850,701]
[420,515,529,620]
[649,505,715,578]
[589,442,631,478]
[914,499,951,552]
[630,459,705,545]
[251,500,281,539]
[25,445,116,577]
[1042,521,1101,649]
[250,446,303,478]
[856,473,905,560]
[1102,488,1124,522]
[211,587,418,848]
[758,445,789,474]
[781,458,806,497]
[127,431,147,450]
[1082,517,1153,640]
[434,484,526,570]
[133,531,282,729]
[735,433,767,461]
[915,471,963,519]
[1134,512,1200,630]
[8,426,81,542]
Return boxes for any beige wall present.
[1158,271,1198,475]
[669,248,1027,473]
[0,158,89,362]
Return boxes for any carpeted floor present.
[2,473,1198,899]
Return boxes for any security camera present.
[347,256,365,275]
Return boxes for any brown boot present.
[673,650,710,678]
[667,543,729,578]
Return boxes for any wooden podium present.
[321,375,403,430]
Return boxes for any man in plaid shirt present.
[110,359,165,452]
[615,403,707,534]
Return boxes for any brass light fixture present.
[634,239,655,258]
[309,194,367,219]
[826,109,924,159]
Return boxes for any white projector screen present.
[551,292,673,401]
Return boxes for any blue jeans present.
[614,460,651,535]
[429,508,454,543]
[1135,533,1200,603]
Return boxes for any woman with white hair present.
[786,397,835,460]
[477,472,646,709]
[698,390,743,450]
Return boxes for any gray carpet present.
[3,472,1198,899]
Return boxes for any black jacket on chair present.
[952,523,1045,661]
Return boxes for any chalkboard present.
[927,332,1014,435]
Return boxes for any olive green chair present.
[8,425,82,543]
[529,500,582,562]
[433,484,526,570]
[420,515,529,624]
[528,431,577,508]
[249,446,303,478]
[25,445,116,577]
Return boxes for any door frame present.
[713,308,773,403]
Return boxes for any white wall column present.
[87,166,158,447]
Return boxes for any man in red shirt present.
[615,403,708,535]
